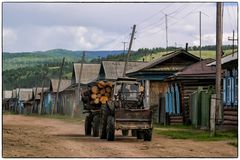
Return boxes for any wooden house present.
[15,88,33,114]
[3,90,13,112]
[42,79,71,114]
[207,52,238,129]
[126,49,200,122]
[59,63,101,116]
[164,59,216,126]
[99,61,146,81]
[30,87,49,114]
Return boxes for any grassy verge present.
[30,114,86,124]
[154,124,237,144]
[3,112,85,124]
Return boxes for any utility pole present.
[199,11,203,70]
[72,51,85,118]
[52,57,65,115]
[165,14,168,54]
[39,70,48,115]
[122,42,128,54]
[123,24,136,77]
[214,2,223,135]
[228,30,238,55]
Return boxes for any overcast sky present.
[3,2,238,52]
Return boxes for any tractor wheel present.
[131,129,137,137]
[122,130,129,136]
[137,130,144,139]
[144,129,152,141]
[92,114,100,137]
[106,116,115,141]
[85,115,92,136]
[100,111,108,139]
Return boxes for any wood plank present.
[224,111,238,116]
[170,119,183,123]
[223,120,238,125]
[224,115,238,121]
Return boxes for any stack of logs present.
[90,81,113,105]
[223,108,238,128]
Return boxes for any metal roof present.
[206,52,238,66]
[3,90,12,99]
[32,87,49,99]
[16,88,33,101]
[50,79,71,93]
[126,49,200,74]
[72,63,101,84]
[175,58,216,76]
[101,61,146,80]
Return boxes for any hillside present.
[135,49,234,62]
[3,49,123,71]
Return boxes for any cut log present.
[100,88,106,95]
[94,98,100,104]
[223,120,238,125]
[224,115,238,121]
[91,86,99,94]
[105,87,111,93]
[98,81,105,88]
[170,116,183,120]
[91,94,97,100]
[170,119,183,123]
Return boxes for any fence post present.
[210,94,216,136]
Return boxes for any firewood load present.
[86,81,113,105]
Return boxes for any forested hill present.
[3,49,123,71]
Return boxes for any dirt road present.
[3,115,237,157]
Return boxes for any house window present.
[223,78,226,104]
[226,77,232,106]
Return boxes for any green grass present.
[136,50,233,61]
[154,125,237,142]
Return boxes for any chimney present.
[185,43,188,52]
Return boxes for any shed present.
[16,88,33,114]
[126,49,200,122]
[3,90,13,112]
[42,79,71,114]
[31,87,49,114]
[208,52,238,129]
[164,58,216,126]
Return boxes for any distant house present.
[3,90,13,112]
[30,87,49,114]
[164,59,216,126]
[59,63,101,116]
[42,79,71,114]
[207,52,238,129]
[16,88,33,114]
[99,61,146,81]
[126,49,200,122]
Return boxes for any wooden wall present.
[149,81,168,123]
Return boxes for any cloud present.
[3,2,238,52]
[3,25,120,52]
[3,28,18,47]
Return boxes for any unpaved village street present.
[3,115,237,158]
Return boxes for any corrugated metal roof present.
[50,79,71,92]
[73,63,101,84]
[17,88,33,101]
[101,61,146,80]
[127,49,200,74]
[3,90,12,99]
[32,87,49,99]
[206,52,238,66]
[175,58,216,76]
